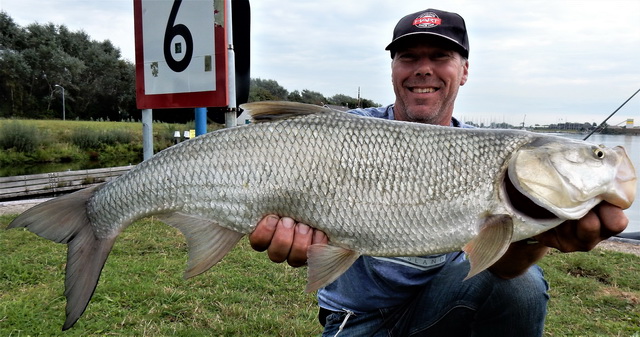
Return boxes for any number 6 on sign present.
[134,0,227,109]
[164,0,194,72]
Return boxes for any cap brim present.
[386,32,468,58]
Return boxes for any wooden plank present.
[0,165,134,200]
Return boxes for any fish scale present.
[100,109,520,252]
[7,101,635,330]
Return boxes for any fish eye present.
[593,147,605,159]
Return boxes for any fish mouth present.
[503,170,558,221]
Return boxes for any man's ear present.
[460,59,469,86]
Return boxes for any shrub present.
[0,121,42,152]
[70,128,135,149]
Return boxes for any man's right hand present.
[249,215,328,267]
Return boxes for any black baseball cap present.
[386,9,469,59]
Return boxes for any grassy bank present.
[1,215,639,336]
[0,119,218,175]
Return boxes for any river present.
[558,133,639,234]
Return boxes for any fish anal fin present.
[240,101,330,123]
[305,244,360,293]
[157,212,244,279]
[463,214,514,280]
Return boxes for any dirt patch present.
[599,286,640,305]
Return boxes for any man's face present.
[391,42,469,126]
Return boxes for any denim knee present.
[491,264,550,306]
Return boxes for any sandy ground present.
[2,199,639,256]
[596,239,640,257]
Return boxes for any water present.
[557,133,640,234]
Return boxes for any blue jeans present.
[321,260,549,337]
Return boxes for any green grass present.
[1,214,639,336]
[0,215,321,336]
[538,250,640,336]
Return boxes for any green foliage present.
[0,217,322,336]
[0,121,42,152]
[70,127,134,150]
[248,77,381,108]
[0,11,136,120]
[0,119,182,174]
[249,78,289,102]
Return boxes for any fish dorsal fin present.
[462,214,514,280]
[240,101,331,123]
[157,212,244,279]
[305,244,360,292]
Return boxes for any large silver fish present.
[8,101,637,330]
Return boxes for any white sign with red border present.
[134,0,228,109]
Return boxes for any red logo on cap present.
[413,12,441,28]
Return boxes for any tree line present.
[0,12,379,122]
[0,11,136,121]
[248,78,380,110]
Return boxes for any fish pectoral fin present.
[305,244,360,293]
[462,214,514,280]
[157,212,244,279]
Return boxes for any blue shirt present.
[317,104,471,313]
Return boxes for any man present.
[249,9,628,336]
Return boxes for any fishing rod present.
[583,88,640,140]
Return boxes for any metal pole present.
[61,86,66,121]
[142,109,154,160]
[225,0,237,128]
[54,84,65,120]
[195,107,207,136]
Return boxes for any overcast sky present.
[1,0,639,126]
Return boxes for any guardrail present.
[0,165,134,201]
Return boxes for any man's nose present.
[414,58,434,76]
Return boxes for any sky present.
[1,0,639,127]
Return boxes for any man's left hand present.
[534,201,628,252]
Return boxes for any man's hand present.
[533,202,628,252]
[249,215,328,267]
[490,202,629,279]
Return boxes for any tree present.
[0,12,136,120]
[248,78,288,102]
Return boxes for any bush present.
[70,128,134,149]
[0,121,42,152]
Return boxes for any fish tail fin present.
[8,185,116,330]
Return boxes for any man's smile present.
[409,87,439,93]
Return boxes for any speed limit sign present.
[134,0,228,109]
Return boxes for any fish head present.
[507,138,636,220]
